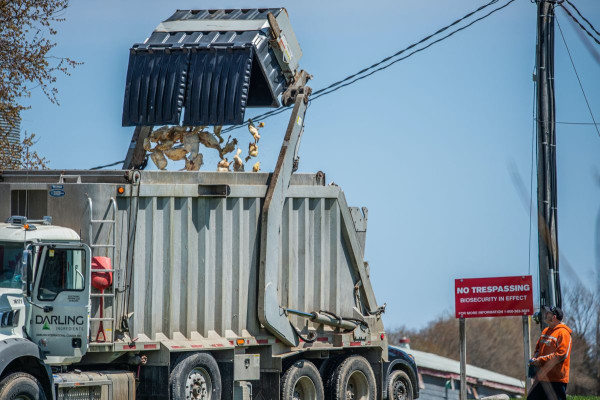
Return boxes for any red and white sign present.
[455,275,533,318]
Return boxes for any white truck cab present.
[0,216,91,399]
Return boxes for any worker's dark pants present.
[528,381,567,400]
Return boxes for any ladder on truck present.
[87,197,117,347]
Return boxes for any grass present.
[568,397,600,400]
[512,397,599,400]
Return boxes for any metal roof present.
[122,8,300,127]
[390,346,525,392]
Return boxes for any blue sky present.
[21,0,600,330]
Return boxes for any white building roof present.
[391,346,525,392]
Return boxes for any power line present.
[564,0,600,38]
[221,106,289,134]
[89,160,125,170]
[225,0,516,133]
[310,0,516,101]
[556,16,600,138]
[559,3,600,46]
[311,0,504,97]
[556,121,600,126]
[537,119,600,125]
[529,67,537,277]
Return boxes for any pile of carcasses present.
[144,120,263,172]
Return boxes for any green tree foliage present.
[0,0,78,168]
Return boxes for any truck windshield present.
[0,242,24,289]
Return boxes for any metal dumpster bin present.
[122,8,302,127]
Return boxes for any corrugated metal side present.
[280,198,357,329]
[0,173,361,344]
[118,195,358,340]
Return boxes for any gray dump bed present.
[0,170,382,354]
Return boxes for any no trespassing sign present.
[455,275,534,319]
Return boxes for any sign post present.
[523,316,531,394]
[459,318,466,400]
[455,275,534,399]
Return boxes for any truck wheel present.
[387,370,413,400]
[170,353,222,400]
[0,372,46,400]
[281,360,324,400]
[327,355,376,400]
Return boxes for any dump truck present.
[0,8,419,400]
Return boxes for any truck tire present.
[0,372,46,400]
[170,353,222,400]
[326,355,376,400]
[281,360,324,400]
[387,370,413,400]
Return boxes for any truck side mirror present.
[21,250,30,292]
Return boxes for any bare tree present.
[563,282,600,395]
[388,314,526,379]
[563,283,598,344]
[388,296,600,396]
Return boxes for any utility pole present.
[535,0,562,317]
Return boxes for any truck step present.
[90,293,115,298]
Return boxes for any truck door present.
[29,244,91,364]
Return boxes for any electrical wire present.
[528,69,537,277]
[539,119,600,125]
[559,3,600,46]
[222,0,516,135]
[311,0,504,97]
[221,106,290,134]
[556,16,600,138]
[557,121,600,125]
[564,0,600,38]
[121,174,141,339]
[90,160,125,170]
[310,0,516,101]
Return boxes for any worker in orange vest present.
[527,306,572,400]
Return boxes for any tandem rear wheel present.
[281,360,324,400]
[325,355,377,400]
[170,353,222,400]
